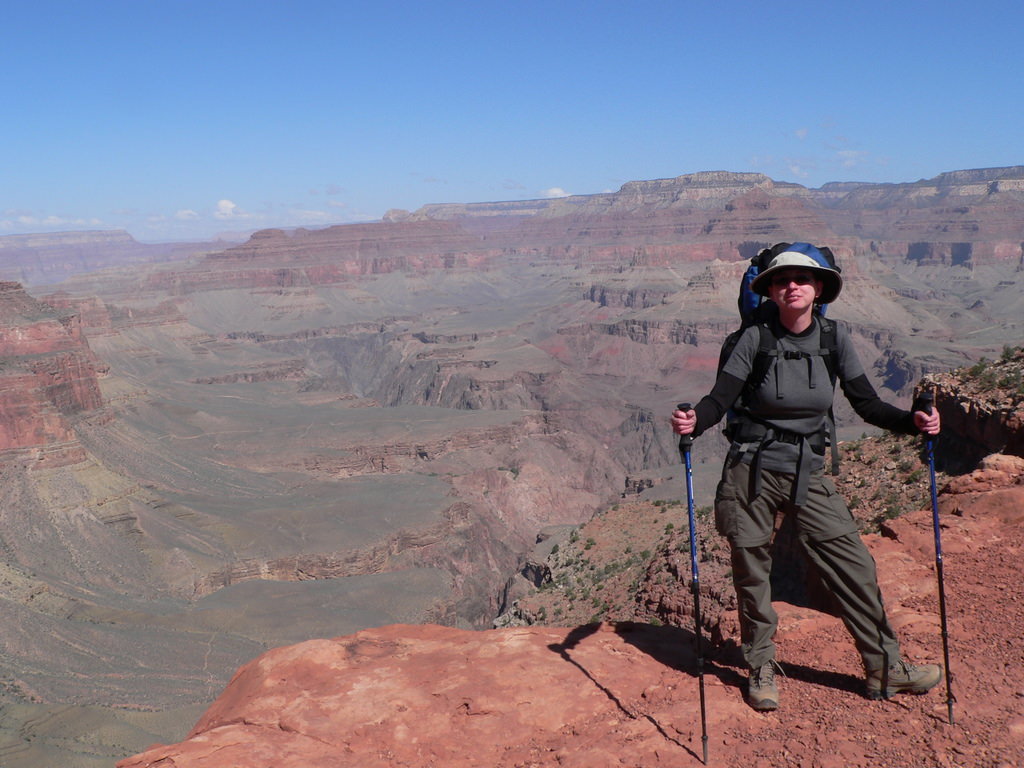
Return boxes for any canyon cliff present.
[0,282,103,465]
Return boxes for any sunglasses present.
[771,273,815,287]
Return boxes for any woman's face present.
[770,269,822,312]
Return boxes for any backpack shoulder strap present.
[817,315,839,385]
[717,302,776,378]
[815,315,841,474]
[746,320,778,396]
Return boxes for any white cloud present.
[794,128,809,140]
[175,209,199,220]
[541,187,570,198]
[214,199,251,220]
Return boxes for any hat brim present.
[750,252,843,304]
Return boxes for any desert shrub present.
[977,369,999,391]
[884,504,904,520]
[998,369,1022,391]
[969,358,988,374]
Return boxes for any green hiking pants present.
[716,458,901,673]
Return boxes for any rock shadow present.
[768,660,864,696]
[547,623,703,761]
[550,622,863,704]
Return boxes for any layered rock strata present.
[0,282,104,466]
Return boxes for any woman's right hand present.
[671,407,696,436]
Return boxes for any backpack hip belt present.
[726,420,826,506]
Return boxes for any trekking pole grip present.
[676,402,694,451]
[913,391,935,416]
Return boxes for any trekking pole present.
[917,392,956,725]
[677,402,709,764]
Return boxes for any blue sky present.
[2,0,1020,243]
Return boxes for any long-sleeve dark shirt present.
[692,316,917,473]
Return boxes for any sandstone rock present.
[923,350,1024,467]
[941,453,1024,494]
[0,282,103,465]
[119,622,722,768]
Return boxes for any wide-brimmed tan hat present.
[750,245,843,304]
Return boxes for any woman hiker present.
[670,242,942,711]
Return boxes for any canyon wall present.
[0,282,104,466]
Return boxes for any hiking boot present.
[747,661,781,711]
[865,659,942,700]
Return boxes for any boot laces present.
[891,659,919,678]
[752,659,784,687]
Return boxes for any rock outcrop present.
[0,282,104,466]
[922,347,1024,468]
